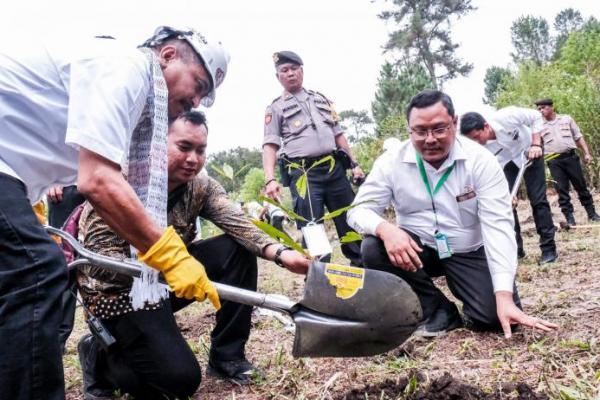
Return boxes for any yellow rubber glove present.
[138,226,221,310]
[32,202,48,225]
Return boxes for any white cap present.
[383,137,401,152]
[142,26,230,107]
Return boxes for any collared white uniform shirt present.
[347,136,517,292]
[0,35,150,203]
[485,106,545,168]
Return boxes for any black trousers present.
[361,234,521,329]
[48,185,86,352]
[504,159,556,253]
[289,161,362,266]
[88,234,257,399]
[0,174,68,400]
[547,152,595,216]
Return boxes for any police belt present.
[286,152,335,168]
[553,149,577,160]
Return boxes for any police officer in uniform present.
[535,98,600,226]
[262,51,364,266]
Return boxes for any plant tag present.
[434,231,452,259]
[301,223,332,257]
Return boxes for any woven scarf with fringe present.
[124,47,170,310]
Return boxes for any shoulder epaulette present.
[271,95,282,104]
[313,90,332,105]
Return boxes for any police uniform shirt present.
[263,88,343,158]
[485,106,545,168]
[0,35,150,203]
[541,115,582,154]
[347,136,517,293]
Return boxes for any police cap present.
[534,98,553,106]
[273,51,303,67]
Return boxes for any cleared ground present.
[65,191,600,399]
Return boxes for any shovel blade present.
[291,308,416,358]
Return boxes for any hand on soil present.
[496,291,559,338]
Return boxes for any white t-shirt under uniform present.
[0,36,151,203]
[347,136,517,293]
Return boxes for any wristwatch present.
[350,160,359,169]
[274,245,292,267]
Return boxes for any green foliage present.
[206,147,262,193]
[553,8,584,58]
[510,15,553,65]
[371,61,434,126]
[494,21,600,188]
[259,196,307,222]
[378,0,475,87]
[340,231,362,244]
[339,109,374,143]
[251,219,308,256]
[239,168,265,202]
[483,66,514,104]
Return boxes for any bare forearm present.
[576,137,590,155]
[531,132,542,147]
[262,144,279,180]
[78,149,162,253]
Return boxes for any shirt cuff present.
[491,271,515,293]
[347,208,385,236]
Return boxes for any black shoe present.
[539,250,558,265]
[207,358,264,385]
[77,334,115,400]
[414,303,463,338]
[565,213,576,226]
[588,212,600,222]
[517,248,526,260]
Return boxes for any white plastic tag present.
[434,231,452,259]
[301,223,332,257]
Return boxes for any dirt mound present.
[337,372,548,400]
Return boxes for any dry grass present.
[64,192,600,400]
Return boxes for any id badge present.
[301,223,332,257]
[434,231,452,259]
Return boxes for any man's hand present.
[495,291,558,338]
[584,153,593,164]
[279,250,310,274]
[528,145,543,159]
[47,185,64,203]
[512,196,519,209]
[351,166,366,185]
[376,222,423,272]
[264,180,282,202]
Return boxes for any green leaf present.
[234,164,252,178]
[259,196,308,222]
[251,219,308,256]
[285,161,302,170]
[404,375,418,395]
[222,163,234,180]
[295,174,308,199]
[317,199,374,222]
[210,164,227,178]
[340,231,362,243]
[308,155,335,173]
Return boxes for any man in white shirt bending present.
[347,90,558,338]
[0,27,229,400]
[460,109,557,264]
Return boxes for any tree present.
[553,8,583,58]
[510,15,553,65]
[482,66,513,104]
[378,0,475,88]
[371,61,433,127]
[339,109,374,143]
[239,168,265,202]
[206,147,262,194]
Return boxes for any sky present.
[2,0,599,155]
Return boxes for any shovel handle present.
[44,226,297,313]
[510,160,532,199]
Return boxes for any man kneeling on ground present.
[347,90,558,339]
[76,111,310,399]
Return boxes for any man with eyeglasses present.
[460,108,558,265]
[348,90,558,338]
[534,98,600,226]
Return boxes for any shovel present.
[46,226,422,358]
[510,158,532,199]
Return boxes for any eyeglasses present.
[409,123,453,140]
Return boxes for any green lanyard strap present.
[416,154,455,199]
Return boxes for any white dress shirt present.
[0,35,150,203]
[485,106,545,168]
[347,136,517,292]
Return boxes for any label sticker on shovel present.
[324,264,365,299]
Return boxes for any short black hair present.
[406,90,455,121]
[459,112,487,135]
[176,110,208,133]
